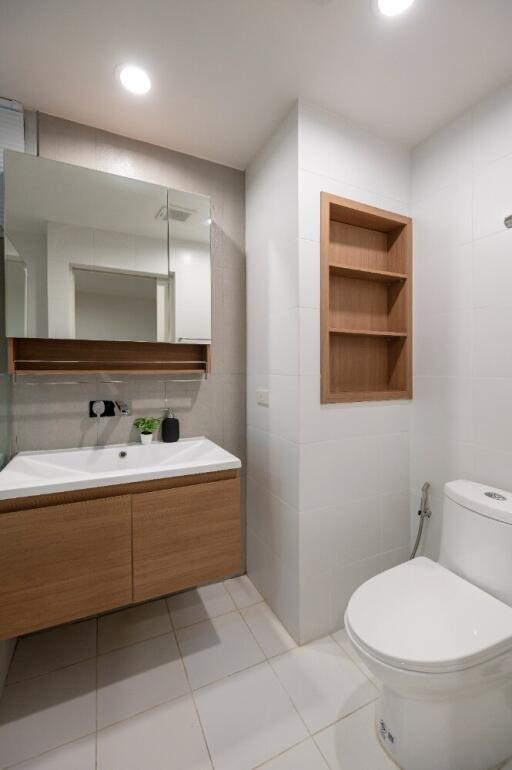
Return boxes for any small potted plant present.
[133,417,161,445]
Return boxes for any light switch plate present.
[256,388,270,407]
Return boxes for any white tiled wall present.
[246,105,301,641]
[411,80,512,560]
[248,82,512,644]
[247,102,412,644]
[297,103,412,642]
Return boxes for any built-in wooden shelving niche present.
[320,193,412,404]
[7,338,211,377]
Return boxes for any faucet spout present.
[115,400,131,416]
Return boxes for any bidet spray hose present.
[410,481,431,559]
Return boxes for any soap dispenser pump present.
[162,408,180,443]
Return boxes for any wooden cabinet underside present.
[0,469,241,639]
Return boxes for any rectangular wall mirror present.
[3,150,212,344]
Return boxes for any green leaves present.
[133,417,161,435]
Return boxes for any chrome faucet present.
[115,400,131,416]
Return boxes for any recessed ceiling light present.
[374,0,415,16]
[117,65,151,95]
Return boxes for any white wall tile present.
[472,445,512,492]
[473,81,512,169]
[247,374,300,443]
[414,241,472,318]
[473,152,512,240]
[379,434,409,495]
[299,436,381,510]
[380,492,411,552]
[473,229,512,308]
[472,378,512,453]
[411,377,473,443]
[414,310,472,378]
[412,111,473,204]
[473,306,512,378]
[299,238,320,309]
[410,434,475,501]
[299,308,320,376]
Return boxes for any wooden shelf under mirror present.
[7,338,211,377]
[320,193,412,404]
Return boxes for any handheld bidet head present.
[505,214,512,229]
[419,481,431,518]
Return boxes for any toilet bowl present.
[344,480,512,770]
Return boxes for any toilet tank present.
[439,480,512,607]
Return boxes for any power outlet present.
[256,388,270,407]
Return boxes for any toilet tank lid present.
[445,480,512,525]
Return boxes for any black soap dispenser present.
[162,408,180,443]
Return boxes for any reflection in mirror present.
[168,188,211,343]
[4,150,211,344]
[73,269,169,342]
[5,235,28,337]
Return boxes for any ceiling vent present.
[0,98,25,228]
[155,205,195,222]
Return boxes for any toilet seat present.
[345,557,512,674]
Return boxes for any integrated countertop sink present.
[0,437,241,500]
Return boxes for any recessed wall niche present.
[320,193,412,403]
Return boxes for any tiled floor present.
[0,575,391,770]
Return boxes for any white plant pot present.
[140,433,153,445]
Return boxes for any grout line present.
[329,633,379,687]
[6,624,175,689]
[95,692,193,736]
[250,737,318,770]
[173,619,215,769]
[2,733,97,770]
[311,696,380,739]
[5,651,98,688]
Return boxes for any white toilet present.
[345,480,512,770]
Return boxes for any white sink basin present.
[0,438,241,500]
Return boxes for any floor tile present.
[177,611,265,689]
[241,603,296,658]
[314,702,396,769]
[98,599,172,654]
[167,583,236,629]
[97,695,212,770]
[331,628,378,685]
[0,659,96,769]
[270,636,377,734]
[224,575,263,609]
[257,738,329,769]
[194,661,308,770]
[97,632,189,728]
[7,620,96,684]
[8,735,95,770]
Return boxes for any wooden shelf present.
[329,264,407,283]
[325,389,410,404]
[7,338,211,377]
[329,328,407,338]
[321,193,412,404]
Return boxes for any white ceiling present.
[1,0,512,169]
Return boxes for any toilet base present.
[375,683,512,770]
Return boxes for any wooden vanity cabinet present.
[0,470,241,640]
[132,477,241,602]
[0,495,132,639]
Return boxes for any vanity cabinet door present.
[132,477,241,602]
[0,495,132,639]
